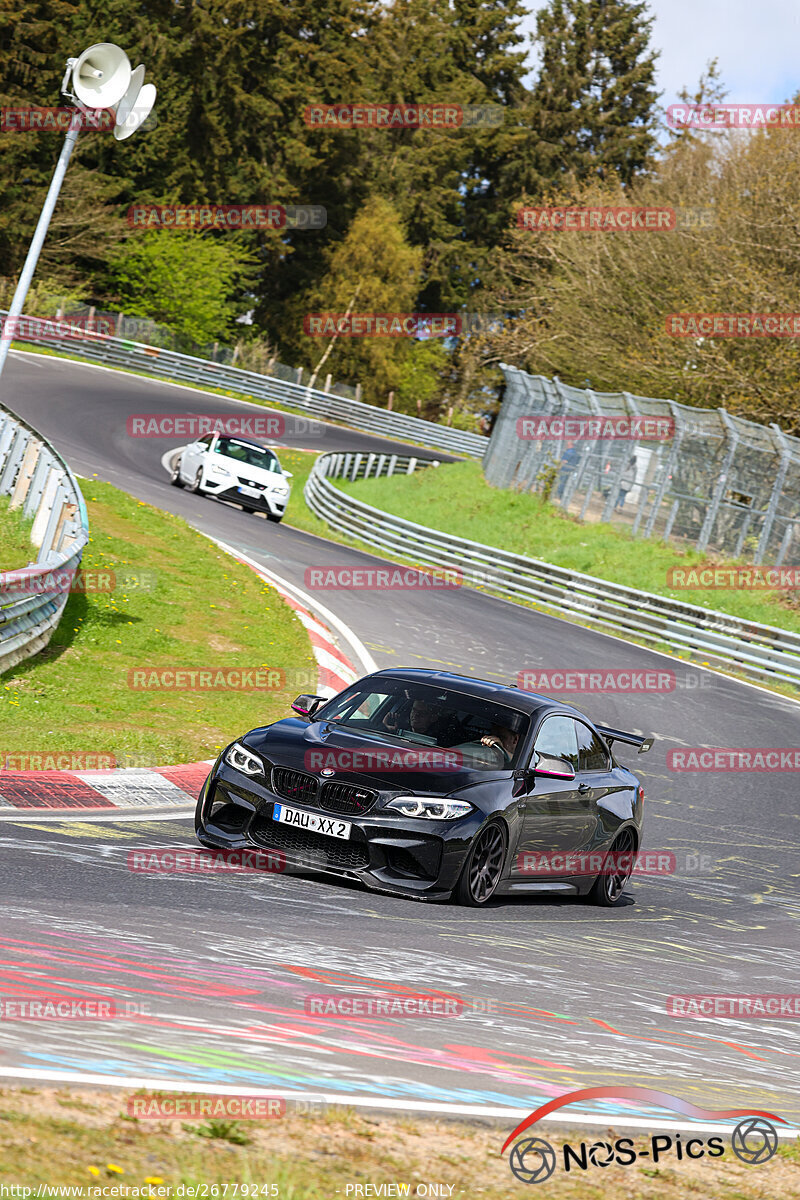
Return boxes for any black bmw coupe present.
[195,669,652,906]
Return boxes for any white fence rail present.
[0,405,89,673]
[305,452,800,690]
[2,313,487,459]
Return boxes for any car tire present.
[587,827,637,907]
[189,468,205,495]
[454,819,507,906]
[267,512,283,524]
[170,457,184,487]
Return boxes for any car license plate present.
[237,485,260,499]
[272,803,352,839]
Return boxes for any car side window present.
[533,716,579,770]
[198,434,214,447]
[576,722,610,772]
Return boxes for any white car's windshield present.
[214,437,282,472]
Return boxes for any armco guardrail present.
[0,404,89,673]
[2,313,487,459]
[305,452,800,690]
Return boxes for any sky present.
[520,0,800,111]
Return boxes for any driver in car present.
[480,723,519,764]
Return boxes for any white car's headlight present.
[210,463,232,478]
[271,481,290,495]
[386,796,473,820]
[224,741,264,776]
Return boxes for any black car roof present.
[368,667,582,720]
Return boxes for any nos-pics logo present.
[501,1087,785,1183]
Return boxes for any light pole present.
[0,43,157,385]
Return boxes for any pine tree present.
[523,0,659,195]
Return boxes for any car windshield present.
[316,680,529,770]
[214,437,282,472]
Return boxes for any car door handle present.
[577,783,591,794]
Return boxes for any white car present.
[171,432,292,522]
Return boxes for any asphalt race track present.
[2,349,799,1131]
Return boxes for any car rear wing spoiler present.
[596,726,654,754]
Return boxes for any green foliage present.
[395,338,448,416]
[108,231,255,347]
[535,457,560,504]
[294,196,425,404]
[0,0,665,423]
[186,1121,251,1146]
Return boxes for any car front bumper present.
[203,477,289,515]
[195,764,482,900]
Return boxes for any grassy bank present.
[0,495,35,571]
[0,479,315,763]
[0,1087,797,1198]
[337,460,800,634]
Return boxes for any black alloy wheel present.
[456,820,507,906]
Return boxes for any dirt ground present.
[0,1086,798,1198]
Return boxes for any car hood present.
[242,718,510,795]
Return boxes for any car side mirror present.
[291,694,327,718]
[282,470,293,479]
[533,752,576,781]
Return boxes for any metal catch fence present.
[305,451,800,690]
[484,366,800,566]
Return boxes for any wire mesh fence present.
[484,366,800,565]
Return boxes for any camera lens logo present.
[731,1117,778,1165]
[509,1137,557,1184]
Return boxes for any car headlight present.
[223,741,264,777]
[386,796,474,820]
[271,482,290,495]
[210,463,232,478]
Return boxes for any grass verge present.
[0,495,36,572]
[0,1087,797,1198]
[0,479,316,763]
[337,460,800,635]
